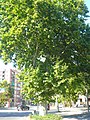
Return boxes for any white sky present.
[85,0,90,24]
[0,0,90,69]
[0,59,14,69]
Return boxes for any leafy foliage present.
[0,80,12,107]
[0,0,89,68]
[30,114,62,120]
[0,0,90,105]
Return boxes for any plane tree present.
[0,0,90,111]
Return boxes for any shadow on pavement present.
[62,112,90,120]
[48,107,90,120]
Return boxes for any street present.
[1,107,90,120]
[0,109,32,120]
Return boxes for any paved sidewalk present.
[0,107,17,110]
[48,107,89,120]
[57,107,87,115]
[49,107,85,113]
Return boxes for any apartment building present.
[0,67,22,107]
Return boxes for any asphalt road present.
[0,110,32,120]
[0,111,31,117]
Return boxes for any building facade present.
[0,68,22,107]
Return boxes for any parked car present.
[17,104,29,111]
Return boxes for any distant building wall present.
[0,68,22,107]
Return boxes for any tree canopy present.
[0,80,12,107]
[0,0,90,104]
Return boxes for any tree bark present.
[86,89,89,112]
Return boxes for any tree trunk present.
[86,89,89,112]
